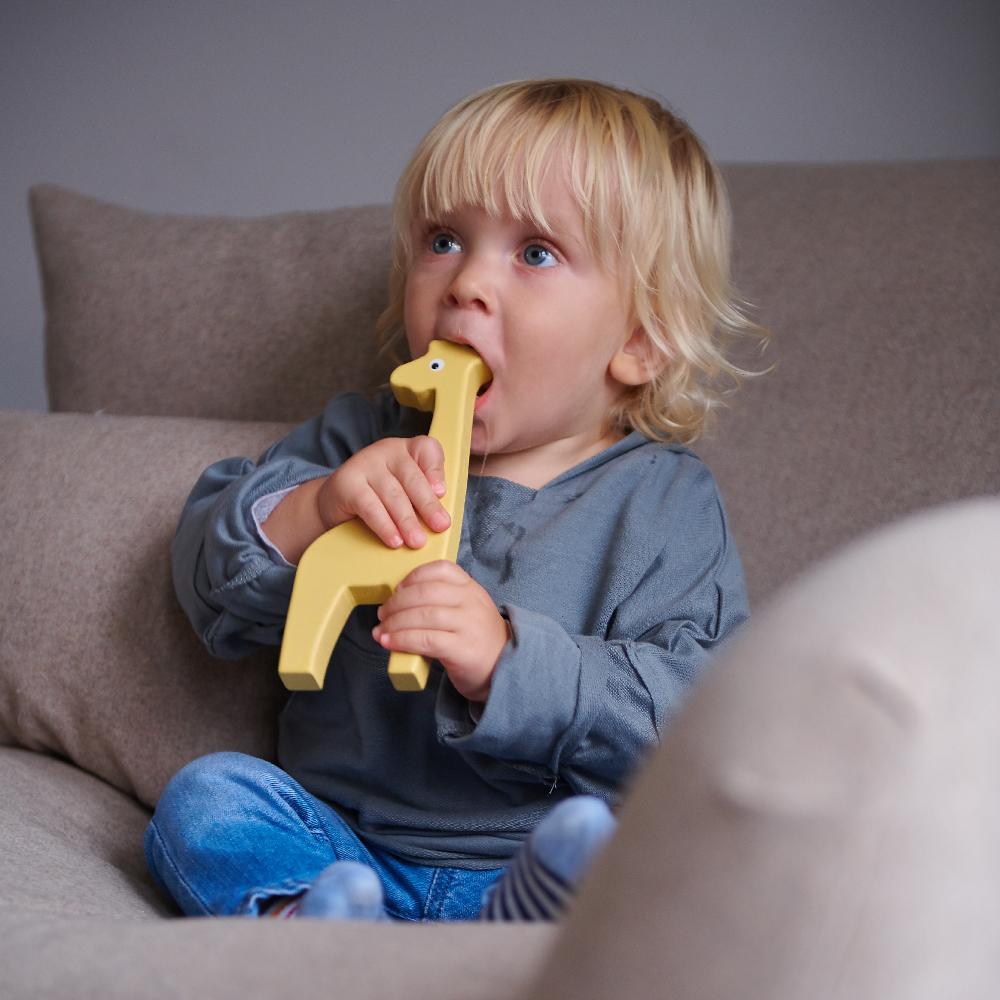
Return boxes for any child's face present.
[403,160,640,478]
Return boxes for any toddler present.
[146,78,767,922]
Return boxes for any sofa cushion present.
[30,183,397,422]
[1,743,558,1000]
[0,410,292,807]
[0,746,168,917]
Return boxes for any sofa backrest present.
[702,162,1000,598]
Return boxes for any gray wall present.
[3,0,998,412]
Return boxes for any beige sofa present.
[1,163,998,998]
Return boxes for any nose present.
[444,255,495,313]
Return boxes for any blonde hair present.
[376,78,770,445]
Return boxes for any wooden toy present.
[278,340,492,692]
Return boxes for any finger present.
[368,469,427,548]
[351,485,404,548]
[393,450,450,533]
[410,436,448,497]
[374,625,456,662]
[378,581,465,622]
[396,560,469,589]
[375,603,460,638]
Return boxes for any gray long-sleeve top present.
[172,391,749,868]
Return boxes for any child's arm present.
[429,460,749,801]
[171,392,440,658]
[439,590,745,801]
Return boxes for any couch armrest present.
[0,409,292,807]
[1,912,555,1000]
[526,498,1000,1000]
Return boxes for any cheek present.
[402,278,417,328]
[404,264,443,309]
[402,280,428,351]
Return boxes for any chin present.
[470,431,489,456]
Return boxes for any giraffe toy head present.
[390,340,491,412]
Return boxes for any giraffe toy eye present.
[429,359,445,372]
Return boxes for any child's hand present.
[318,436,451,549]
[372,561,509,704]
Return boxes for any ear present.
[608,328,667,387]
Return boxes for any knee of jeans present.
[154,752,262,824]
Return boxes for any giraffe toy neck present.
[428,378,480,517]
[390,341,492,525]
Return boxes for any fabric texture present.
[145,751,504,920]
[699,161,1000,599]
[0,913,556,1000]
[169,390,748,867]
[0,410,292,807]
[0,746,170,918]
[29,183,397,422]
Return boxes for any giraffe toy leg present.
[388,651,432,692]
[279,533,369,690]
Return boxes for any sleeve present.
[170,392,394,660]
[251,487,299,567]
[435,473,750,803]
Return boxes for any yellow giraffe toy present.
[278,340,491,693]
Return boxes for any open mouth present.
[474,380,493,410]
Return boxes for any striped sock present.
[481,838,574,920]
[480,796,617,922]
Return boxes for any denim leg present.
[144,751,377,916]
[371,846,503,921]
[424,865,505,921]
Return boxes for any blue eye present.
[431,233,460,254]
[523,244,557,268]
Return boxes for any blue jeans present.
[144,752,504,921]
